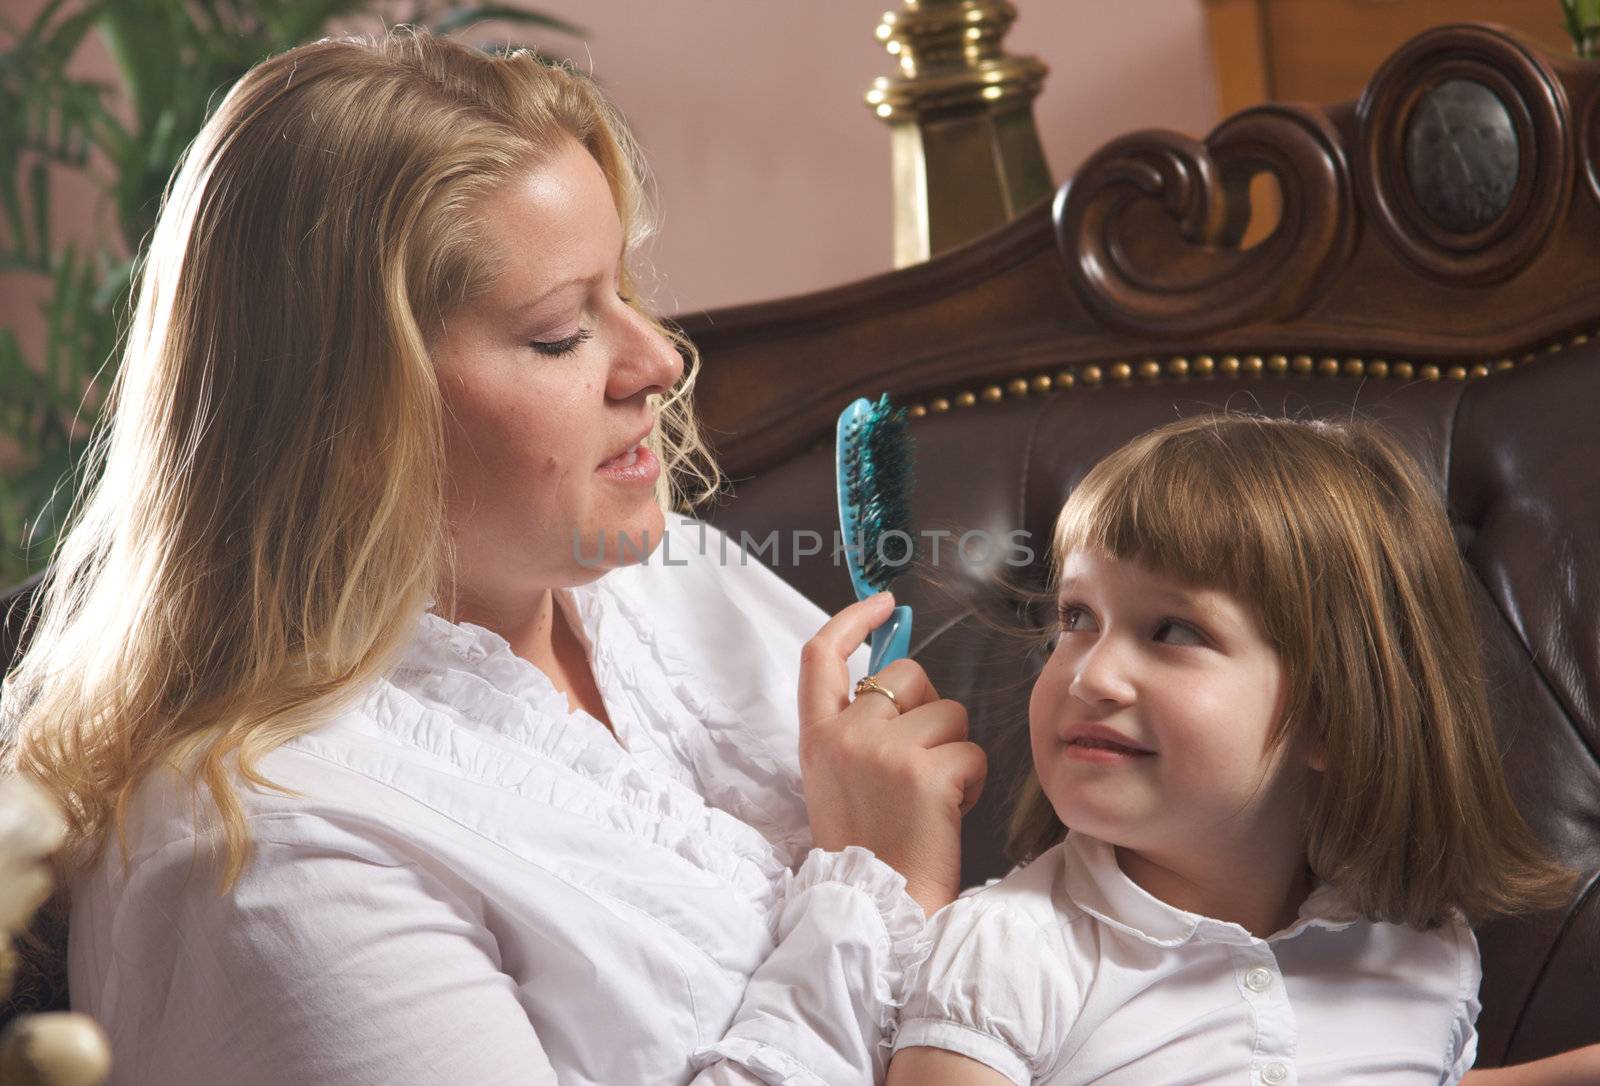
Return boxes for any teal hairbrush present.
[835,395,916,673]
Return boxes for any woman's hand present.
[798,592,987,915]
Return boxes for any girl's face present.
[1029,548,1318,862]
[430,139,684,603]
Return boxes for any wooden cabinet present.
[1202,0,1577,114]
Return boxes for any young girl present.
[887,414,1579,1085]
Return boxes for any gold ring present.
[853,674,900,711]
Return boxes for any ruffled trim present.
[569,576,700,787]
[778,847,931,1044]
[355,608,792,907]
[600,561,813,866]
[406,609,574,717]
[690,1036,824,1085]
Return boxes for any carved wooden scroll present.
[679,24,1600,479]
[1055,106,1356,336]
[1054,23,1588,331]
[1584,73,1600,205]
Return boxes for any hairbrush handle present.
[868,604,913,673]
[835,398,876,600]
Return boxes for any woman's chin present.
[570,510,667,572]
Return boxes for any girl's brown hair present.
[1008,413,1571,928]
[1,28,719,892]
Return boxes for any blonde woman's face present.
[431,140,682,599]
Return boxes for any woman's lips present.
[596,442,660,484]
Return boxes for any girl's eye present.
[1057,605,1096,632]
[1154,620,1206,647]
[529,327,593,357]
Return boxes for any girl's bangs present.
[1051,428,1268,601]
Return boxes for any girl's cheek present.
[1026,675,1048,736]
[1027,665,1066,738]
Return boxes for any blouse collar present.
[1059,832,1360,949]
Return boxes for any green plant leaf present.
[55,247,94,401]
[1561,1,1583,42]
[43,244,75,397]
[26,156,50,260]
[0,328,27,411]
[262,0,376,50]
[427,5,585,40]
[90,255,134,313]
[1561,0,1600,55]
[98,0,185,154]
[13,0,72,52]
[2,0,584,582]
[31,3,104,73]
[0,169,31,265]
[14,446,77,552]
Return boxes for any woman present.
[0,28,982,1084]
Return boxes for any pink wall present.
[517,0,1220,315]
[0,1,1218,340]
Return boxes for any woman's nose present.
[608,309,684,401]
[1066,637,1136,708]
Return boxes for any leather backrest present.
[702,346,1600,1066]
[675,25,1600,1066]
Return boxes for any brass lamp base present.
[868,0,1054,265]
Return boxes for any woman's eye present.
[1154,620,1205,647]
[528,327,593,358]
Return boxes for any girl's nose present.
[1067,637,1136,708]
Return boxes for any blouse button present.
[1261,1062,1289,1084]
[1244,967,1274,992]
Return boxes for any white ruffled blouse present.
[68,517,924,1085]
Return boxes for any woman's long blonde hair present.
[1,28,718,892]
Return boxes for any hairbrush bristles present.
[835,395,918,670]
[839,395,917,591]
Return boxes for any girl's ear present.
[1306,740,1328,772]
[1287,713,1328,772]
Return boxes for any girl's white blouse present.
[67,518,923,1086]
[893,833,1482,1085]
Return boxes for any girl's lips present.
[1063,736,1157,764]
[596,442,660,484]
[1061,722,1155,752]
[1059,723,1156,765]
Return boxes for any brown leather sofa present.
[3,21,1596,1071]
[678,24,1600,1069]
